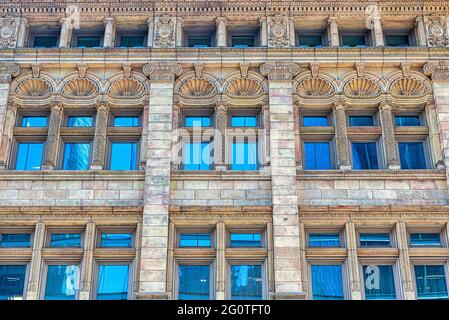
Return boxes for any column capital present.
[104,17,115,25]
[143,62,182,81]
[216,16,227,26]
[333,101,346,111]
[379,99,393,111]
[260,62,300,81]
[328,16,338,24]
[426,99,436,111]
[50,101,64,112]
[215,103,227,112]
[424,61,449,81]
[59,17,73,28]
[147,17,154,25]
[0,62,20,83]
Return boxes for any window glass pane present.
[44,265,79,300]
[178,265,210,300]
[304,142,332,170]
[63,143,90,170]
[231,265,262,300]
[0,265,27,300]
[385,35,409,47]
[50,234,81,248]
[298,35,322,47]
[188,36,211,48]
[231,116,257,127]
[352,142,379,170]
[21,116,47,127]
[113,116,139,127]
[97,265,129,300]
[342,35,366,47]
[120,36,144,48]
[179,233,211,247]
[100,233,133,248]
[232,142,258,170]
[184,142,211,170]
[414,265,448,300]
[185,116,210,127]
[303,116,328,126]
[110,142,138,170]
[67,116,93,127]
[395,116,420,126]
[309,234,341,247]
[311,265,344,300]
[0,234,31,248]
[363,265,396,300]
[399,142,427,169]
[33,36,58,48]
[349,116,374,126]
[15,143,43,170]
[230,233,262,247]
[76,36,101,48]
[232,36,255,48]
[360,233,390,247]
[410,233,441,247]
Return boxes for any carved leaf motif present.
[226,78,263,98]
[109,79,144,98]
[344,78,380,98]
[16,79,51,97]
[62,79,97,97]
[297,78,334,98]
[390,78,427,98]
[179,78,216,98]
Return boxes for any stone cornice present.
[297,169,446,180]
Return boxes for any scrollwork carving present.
[260,62,300,81]
[143,63,182,81]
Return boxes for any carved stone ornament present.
[389,78,427,98]
[62,78,98,98]
[179,78,216,98]
[424,61,449,81]
[226,78,264,98]
[143,62,182,81]
[0,62,19,83]
[153,16,176,48]
[425,16,449,47]
[344,78,381,98]
[16,79,52,97]
[0,17,19,49]
[260,62,300,81]
[267,16,290,48]
[109,79,144,98]
[297,78,335,98]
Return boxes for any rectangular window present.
[395,115,421,126]
[298,35,323,48]
[342,34,366,47]
[302,116,328,126]
[231,141,258,170]
[44,265,80,300]
[20,116,47,127]
[62,143,91,170]
[184,142,211,170]
[385,35,409,47]
[188,36,211,48]
[110,142,138,170]
[230,233,262,248]
[0,234,31,248]
[359,233,390,247]
[230,265,262,300]
[311,265,344,300]
[178,265,211,300]
[304,142,332,170]
[0,265,27,300]
[351,142,379,170]
[49,234,82,248]
[231,116,257,127]
[308,234,341,248]
[349,116,374,126]
[119,36,145,48]
[185,116,211,127]
[179,233,211,248]
[100,233,133,248]
[113,116,140,127]
[398,142,427,169]
[414,265,448,300]
[67,116,93,127]
[231,36,255,48]
[96,264,129,300]
[33,36,58,48]
[363,265,396,300]
[15,142,44,170]
[76,36,101,48]
[410,233,441,247]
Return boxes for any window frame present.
[302,140,335,170]
[412,262,449,300]
[296,31,326,48]
[357,230,395,248]
[96,226,136,249]
[10,138,46,171]
[28,31,60,48]
[307,260,349,300]
[39,260,82,300]
[307,231,344,248]
[0,262,30,300]
[45,227,84,248]
[0,227,34,249]
[396,139,431,170]
[340,31,371,47]
[226,259,267,300]
[349,140,384,170]
[92,260,134,300]
[115,33,147,48]
[59,138,93,170]
[359,261,401,300]
[72,32,104,48]
[106,138,141,171]
[227,228,265,249]
[383,29,416,47]
[173,259,216,300]
[176,227,215,249]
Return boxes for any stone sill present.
[171,170,271,180]
[0,170,144,181]
[297,169,447,180]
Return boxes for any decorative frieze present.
[143,62,182,82]
[260,62,300,81]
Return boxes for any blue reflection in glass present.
[410,233,441,247]
[97,265,129,300]
[342,35,366,47]
[399,142,427,169]
[352,142,378,170]
[232,36,255,48]
[110,142,138,170]
[363,265,396,300]
[360,233,390,247]
[67,116,93,127]
[230,233,262,248]
[184,142,210,170]
[50,234,81,248]
[63,143,90,170]
[303,116,328,126]
[231,116,257,127]
[33,36,58,48]
[120,36,144,48]
[179,233,211,247]
[0,234,31,248]
[232,142,258,170]
[309,234,341,247]
[15,143,43,170]
[349,116,374,126]
[304,142,332,170]
[0,265,27,300]
[113,116,139,127]
[44,265,79,300]
[395,116,420,126]
[311,265,344,300]
[185,116,210,127]
[76,36,101,48]
[415,265,449,300]
[179,265,210,300]
[100,233,133,248]
[21,116,47,127]
[231,265,262,300]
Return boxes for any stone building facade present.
[1,0,449,300]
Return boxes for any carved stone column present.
[16,18,29,48]
[262,104,271,167]
[216,17,227,47]
[147,17,155,47]
[171,104,180,170]
[42,102,63,170]
[103,17,115,48]
[90,103,109,170]
[379,102,400,169]
[260,62,304,299]
[415,17,427,46]
[140,102,149,169]
[25,221,45,300]
[79,221,95,300]
[214,103,227,171]
[333,103,351,170]
[59,17,73,48]
[136,62,181,299]
[426,100,445,169]
[370,16,384,47]
[175,17,183,47]
[259,17,268,47]
[327,17,340,47]
[216,221,226,299]
[396,221,416,300]
[345,221,362,300]
[294,106,302,169]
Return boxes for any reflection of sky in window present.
[311,265,344,300]
[44,265,79,300]
[100,233,133,248]
[97,265,129,300]
[352,142,378,170]
[231,116,257,127]
[410,233,441,247]
[110,143,137,170]
[399,142,426,169]
[67,116,93,127]
[0,234,31,248]
[360,233,390,247]
[0,265,27,300]
[231,265,262,300]
[184,142,210,170]
[232,142,257,170]
[15,143,43,170]
[21,116,47,127]
[50,234,81,247]
[63,143,90,170]
[303,116,328,126]
[349,116,373,126]
[230,233,261,247]
[113,116,139,127]
[179,265,210,300]
[179,233,211,247]
[309,234,341,247]
[185,116,210,127]
[304,142,331,170]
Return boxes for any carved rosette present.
[267,16,290,48]
[0,17,19,49]
[143,63,182,81]
[153,16,176,48]
[424,61,449,81]
[0,62,19,83]
[260,62,300,81]
[424,16,449,47]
